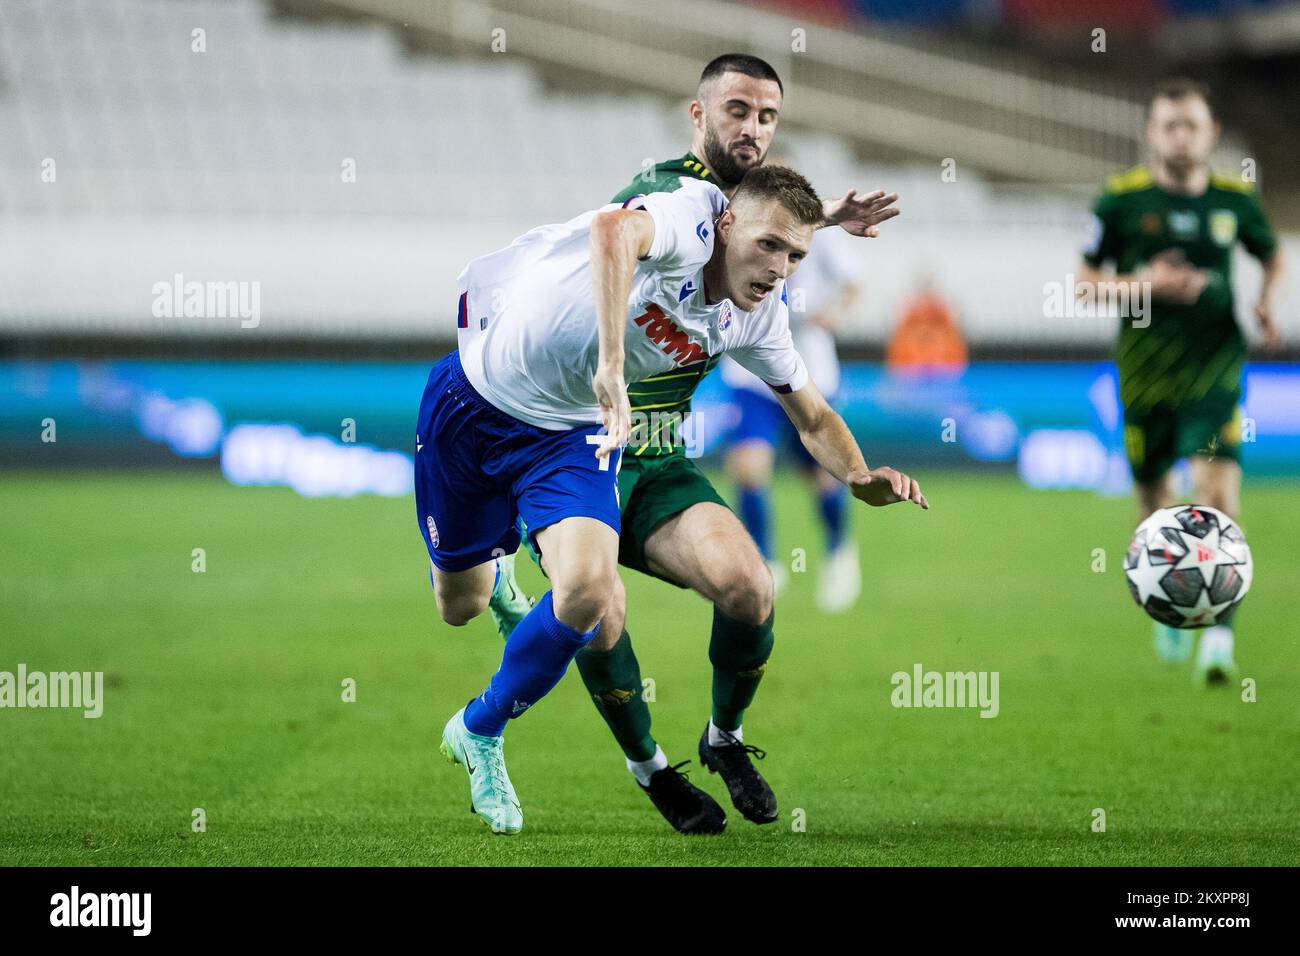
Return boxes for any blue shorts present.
[728,386,815,469]
[415,351,622,573]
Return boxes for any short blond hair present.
[730,165,822,226]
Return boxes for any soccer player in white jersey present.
[489,56,905,836]
[418,164,927,833]
[722,224,864,612]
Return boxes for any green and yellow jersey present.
[1084,164,1277,413]
[611,152,722,459]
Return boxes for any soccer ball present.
[1124,504,1252,629]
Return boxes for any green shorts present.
[1123,397,1242,483]
[617,452,729,586]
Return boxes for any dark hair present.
[730,164,822,225]
[1152,78,1214,117]
[699,53,783,96]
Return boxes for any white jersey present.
[456,179,808,430]
[721,225,861,400]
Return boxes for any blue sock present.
[463,590,597,736]
[818,484,847,552]
[739,487,773,560]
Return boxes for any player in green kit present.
[1079,79,1285,685]
[488,54,906,833]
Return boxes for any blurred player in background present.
[722,210,865,612]
[489,53,903,834]
[1078,78,1284,685]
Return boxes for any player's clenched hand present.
[1255,299,1281,349]
[1142,249,1208,305]
[592,365,630,460]
[822,189,900,238]
[850,466,929,509]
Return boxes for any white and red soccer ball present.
[1124,505,1252,629]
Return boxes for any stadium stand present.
[0,0,1292,351]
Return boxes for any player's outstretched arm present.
[776,380,928,509]
[820,189,900,237]
[588,209,656,456]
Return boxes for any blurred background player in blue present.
[722,179,865,613]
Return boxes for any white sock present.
[1200,626,1234,658]
[708,719,741,747]
[627,745,668,787]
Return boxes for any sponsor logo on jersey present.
[1209,209,1237,246]
[633,304,708,365]
[426,515,439,548]
[1167,210,1198,239]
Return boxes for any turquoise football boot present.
[439,706,523,835]
[487,553,534,641]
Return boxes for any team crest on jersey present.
[1209,210,1237,247]
[718,300,732,331]
[426,515,439,548]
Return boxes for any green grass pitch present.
[1,469,1297,866]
